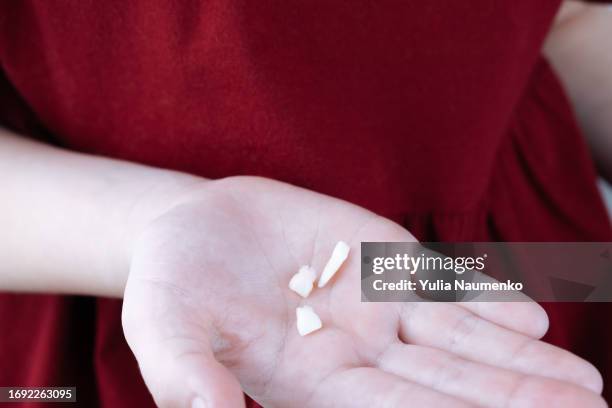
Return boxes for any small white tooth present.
[288,265,317,298]
[318,241,350,288]
[296,305,322,336]
[289,273,313,298]
[299,265,317,282]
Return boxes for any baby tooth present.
[299,265,317,282]
[296,305,322,336]
[318,241,350,288]
[289,265,317,298]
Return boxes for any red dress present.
[1,1,611,406]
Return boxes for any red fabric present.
[1,1,611,406]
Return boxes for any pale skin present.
[544,1,612,184]
[1,2,610,407]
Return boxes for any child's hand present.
[122,176,605,408]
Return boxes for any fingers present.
[448,271,549,338]
[455,301,549,339]
[305,366,475,408]
[397,302,603,393]
[377,342,606,408]
[409,264,549,339]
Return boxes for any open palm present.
[122,177,605,408]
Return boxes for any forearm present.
[544,1,612,182]
[0,128,203,297]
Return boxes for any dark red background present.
[1,1,611,406]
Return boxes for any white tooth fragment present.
[296,305,322,336]
[317,241,350,288]
[288,265,317,298]
[300,265,317,282]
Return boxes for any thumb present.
[131,335,246,408]
[122,300,246,408]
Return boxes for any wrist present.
[116,171,209,296]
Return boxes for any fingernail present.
[192,396,207,408]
